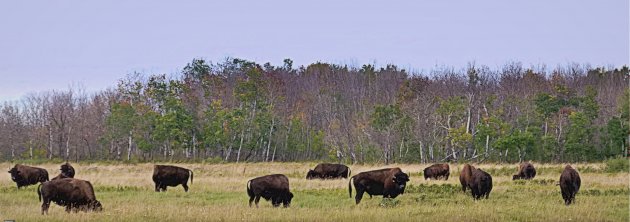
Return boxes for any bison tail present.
[348,176,353,198]
[37,183,42,202]
[189,170,193,184]
[246,180,254,198]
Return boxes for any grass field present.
[0,162,627,222]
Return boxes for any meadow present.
[0,162,627,222]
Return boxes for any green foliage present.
[565,112,594,161]
[534,93,563,119]
[604,157,629,173]
[370,104,401,132]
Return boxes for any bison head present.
[392,172,410,191]
[8,168,21,182]
[283,192,294,207]
[60,163,75,178]
[271,192,293,208]
[90,200,103,212]
[306,170,317,179]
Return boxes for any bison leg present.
[354,188,365,204]
[42,199,51,215]
[155,183,160,192]
[248,195,255,207]
[182,183,189,192]
[254,195,261,208]
[271,196,281,207]
[65,205,72,213]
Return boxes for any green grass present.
[0,162,627,221]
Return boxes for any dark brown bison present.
[349,168,410,204]
[423,163,450,180]
[559,165,581,205]
[37,178,102,214]
[459,164,475,192]
[8,164,49,188]
[306,163,351,179]
[247,174,294,208]
[52,162,75,180]
[470,168,492,200]
[152,165,193,192]
[512,162,536,180]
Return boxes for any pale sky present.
[0,0,628,101]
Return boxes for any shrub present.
[604,157,629,173]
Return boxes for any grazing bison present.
[459,164,475,192]
[306,163,351,179]
[559,165,581,205]
[512,162,536,180]
[52,162,75,180]
[8,164,49,188]
[470,168,492,200]
[152,165,193,192]
[423,163,450,180]
[247,174,294,208]
[349,168,410,204]
[37,178,102,214]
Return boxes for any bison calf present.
[349,168,410,204]
[306,163,351,179]
[8,164,49,188]
[512,162,536,180]
[559,165,581,205]
[153,165,193,192]
[423,163,450,180]
[38,178,102,214]
[247,174,294,208]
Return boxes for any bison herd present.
[7,161,584,214]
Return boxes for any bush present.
[605,157,629,173]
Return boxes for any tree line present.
[0,58,628,163]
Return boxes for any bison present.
[459,164,475,192]
[349,168,410,204]
[512,162,536,180]
[423,163,450,180]
[152,165,193,192]
[247,174,294,208]
[8,164,49,188]
[306,163,351,179]
[559,165,581,205]
[469,168,492,200]
[52,162,75,180]
[37,178,102,214]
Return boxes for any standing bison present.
[423,163,450,180]
[349,168,410,204]
[8,164,49,188]
[470,168,493,200]
[512,162,536,180]
[38,178,102,214]
[247,174,294,208]
[559,165,581,205]
[52,162,75,180]
[459,164,475,192]
[306,163,351,179]
[152,165,193,192]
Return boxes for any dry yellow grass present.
[0,162,627,221]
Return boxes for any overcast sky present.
[0,0,628,102]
